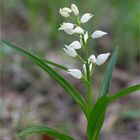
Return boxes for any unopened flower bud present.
[68,69,82,79]
[59,8,70,18]
[71,4,79,15]
[62,7,72,13]
[92,30,107,39]
[81,13,93,23]
[96,53,110,65]
[89,55,97,64]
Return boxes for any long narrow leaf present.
[42,59,68,71]
[87,84,140,140]
[18,126,75,140]
[1,40,89,118]
[99,47,119,97]
[87,96,110,140]
[110,84,140,102]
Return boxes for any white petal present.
[96,53,110,65]
[68,69,82,79]
[62,7,72,13]
[69,41,81,49]
[73,27,84,34]
[59,8,70,18]
[88,55,97,64]
[81,13,93,23]
[84,32,88,42]
[63,45,77,57]
[92,30,107,39]
[71,4,79,15]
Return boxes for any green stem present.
[87,79,92,112]
[81,34,92,112]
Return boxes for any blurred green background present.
[1,0,140,140]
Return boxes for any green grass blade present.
[1,40,89,118]
[110,84,140,102]
[99,47,119,97]
[87,96,110,140]
[18,126,75,140]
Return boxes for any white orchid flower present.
[68,69,82,79]
[63,45,77,57]
[59,8,70,18]
[68,41,81,49]
[92,30,107,39]
[88,55,97,64]
[73,27,84,34]
[71,4,79,15]
[83,63,93,74]
[59,22,74,35]
[89,53,110,65]
[96,53,110,65]
[81,13,93,23]
[62,7,72,13]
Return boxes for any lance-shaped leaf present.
[18,126,75,140]
[87,84,140,140]
[42,59,68,71]
[99,47,119,97]
[110,84,140,102]
[1,40,89,118]
[87,96,110,140]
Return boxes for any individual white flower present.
[68,69,82,79]
[61,7,72,13]
[89,53,110,65]
[96,53,110,65]
[83,63,93,74]
[73,27,84,34]
[68,41,81,49]
[59,22,74,35]
[92,30,107,39]
[88,55,97,64]
[71,3,79,15]
[63,45,77,57]
[59,8,70,18]
[81,13,93,23]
